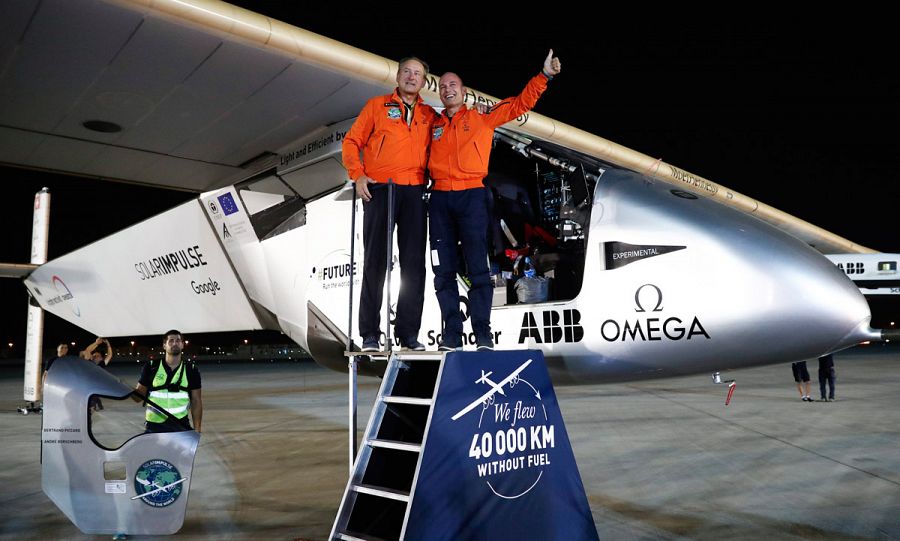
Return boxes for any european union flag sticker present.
[217,193,239,216]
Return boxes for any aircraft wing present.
[0,263,38,278]
[0,0,387,193]
[0,0,872,254]
[21,198,270,337]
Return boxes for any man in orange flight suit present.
[429,50,562,351]
[343,57,436,352]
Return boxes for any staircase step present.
[352,483,410,502]
[344,351,443,360]
[335,531,392,541]
[367,438,421,453]
[382,396,432,406]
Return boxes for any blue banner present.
[404,350,599,540]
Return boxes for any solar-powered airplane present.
[2,0,891,389]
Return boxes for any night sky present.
[4,8,900,355]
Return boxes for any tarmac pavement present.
[1,345,899,540]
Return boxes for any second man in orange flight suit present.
[429,50,562,351]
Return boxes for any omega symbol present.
[634,284,664,313]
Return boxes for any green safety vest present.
[145,360,191,423]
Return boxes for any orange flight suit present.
[428,73,549,191]
[342,89,437,185]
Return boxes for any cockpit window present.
[486,128,606,305]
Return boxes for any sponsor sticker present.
[105,482,126,494]
[217,193,239,216]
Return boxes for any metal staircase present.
[330,351,443,541]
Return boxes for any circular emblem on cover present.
[134,459,184,507]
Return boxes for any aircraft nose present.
[683,203,877,365]
[691,202,877,363]
[755,240,876,351]
[585,173,877,375]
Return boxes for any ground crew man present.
[135,329,202,433]
[429,50,562,351]
[342,57,437,352]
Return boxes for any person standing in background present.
[818,354,836,401]
[81,338,112,411]
[81,337,112,368]
[43,343,70,385]
[791,360,813,402]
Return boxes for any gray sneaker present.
[476,335,494,351]
[438,339,462,352]
[361,336,380,352]
[400,337,426,351]
[437,332,462,352]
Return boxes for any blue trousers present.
[429,188,492,345]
